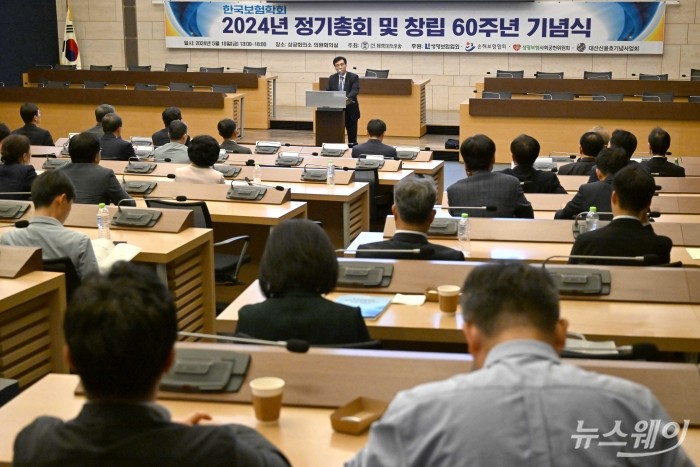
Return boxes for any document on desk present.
[91,238,142,274]
[687,248,700,260]
[335,295,392,320]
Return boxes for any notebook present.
[335,295,392,320]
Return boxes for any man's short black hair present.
[31,170,75,209]
[367,119,387,138]
[394,175,436,224]
[609,129,637,159]
[217,118,237,139]
[333,56,347,66]
[0,122,10,142]
[579,132,605,158]
[595,147,628,177]
[510,134,540,166]
[94,104,115,124]
[168,120,188,141]
[460,134,495,172]
[259,219,338,298]
[101,113,122,133]
[162,107,182,126]
[188,135,220,167]
[613,165,656,213]
[68,132,101,163]
[19,103,39,124]
[461,261,560,337]
[0,134,30,164]
[648,127,671,156]
[64,261,177,400]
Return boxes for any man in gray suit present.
[83,104,115,138]
[59,132,134,206]
[447,134,533,218]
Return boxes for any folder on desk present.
[335,294,392,320]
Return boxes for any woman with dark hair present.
[0,134,36,200]
[236,219,370,345]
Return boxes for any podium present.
[306,90,347,146]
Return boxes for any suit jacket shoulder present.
[357,232,464,261]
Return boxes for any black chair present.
[200,66,224,73]
[638,73,668,81]
[34,64,54,69]
[45,80,70,89]
[690,69,700,81]
[641,92,674,102]
[164,63,189,72]
[0,379,19,407]
[583,71,612,80]
[543,92,574,101]
[83,80,107,89]
[128,65,151,72]
[495,70,524,78]
[134,83,157,91]
[168,82,194,92]
[212,84,238,93]
[535,71,564,79]
[43,257,81,302]
[243,66,267,76]
[54,64,76,71]
[591,93,624,101]
[689,96,700,103]
[482,91,512,99]
[90,65,113,71]
[353,168,391,230]
[365,69,389,78]
[144,199,251,285]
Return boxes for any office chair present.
[641,92,674,102]
[543,92,574,101]
[535,71,564,79]
[591,93,624,101]
[212,84,238,93]
[690,69,700,81]
[482,91,512,99]
[144,199,251,285]
[134,83,158,91]
[583,71,612,80]
[83,80,107,89]
[45,80,70,89]
[89,65,113,71]
[200,66,224,73]
[353,168,391,231]
[495,70,524,78]
[638,73,668,81]
[128,65,151,72]
[0,379,19,407]
[168,82,194,92]
[164,63,188,72]
[43,257,81,302]
[243,66,267,76]
[365,69,389,78]
[53,64,76,71]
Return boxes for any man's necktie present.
[339,76,345,91]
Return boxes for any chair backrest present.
[642,92,674,102]
[43,257,81,301]
[583,71,612,80]
[544,92,574,101]
[365,69,389,78]
[639,73,668,81]
[535,71,564,79]
[482,91,512,100]
[144,199,212,228]
[45,80,70,88]
[34,64,54,69]
[90,65,113,71]
[164,63,188,72]
[200,66,224,73]
[128,65,152,72]
[689,96,700,103]
[54,64,76,71]
[353,168,380,219]
[168,82,194,92]
[212,84,238,93]
[495,70,524,78]
[591,93,624,102]
[83,80,106,89]
[134,83,157,91]
[690,69,700,81]
[243,66,267,76]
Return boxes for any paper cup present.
[249,377,285,423]
[437,285,461,313]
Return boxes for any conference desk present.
[559,175,700,195]
[297,147,434,162]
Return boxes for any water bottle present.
[457,213,470,257]
[585,206,599,232]
[96,203,111,240]
[253,162,262,184]
[327,162,335,186]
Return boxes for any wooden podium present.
[306,90,347,146]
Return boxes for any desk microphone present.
[336,246,436,256]
[178,331,310,353]
[541,253,658,268]
[0,220,29,229]
[527,92,554,100]
[242,177,284,191]
[634,94,662,102]
[438,205,497,211]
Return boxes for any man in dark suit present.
[218,118,251,154]
[641,127,685,177]
[59,132,134,206]
[326,56,360,145]
[99,113,136,161]
[152,107,190,147]
[447,134,533,218]
[351,119,397,159]
[586,129,638,183]
[357,175,465,261]
[83,103,115,138]
[557,131,605,175]
[569,165,671,266]
[499,134,566,194]
[11,102,54,146]
[554,147,627,219]
[13,262,290,466]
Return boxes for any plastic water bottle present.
[585,206,599,232]
[327,162,335,186]
[253,162,262,184]
[457,213,470,257]
[96,203,111,240]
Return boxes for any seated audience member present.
[84,104,115,138]
[0,135,36,200]
[237,219,370,346]
[174,135,225,184]
[11,102,54,146]
[569,165,671,266]
[357,176,464,261]
[99,113,136,161]
[0,122,10,142]
[554,147,627,220]
[589,125,610,146]
[586,128,637,182]
[153,121,189,163]
[447,134,533,218]
[347,262,690,467]
[218,118,251,154]
[152,106,189,147]
[13,261,290,466]
[557,131,605,176]
[59,132,134,206]
[641,127,684,177]
[499,134,566,193]
[0,170,98,280]
[351,119,398,159]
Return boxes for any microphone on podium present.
[178,331,310,353]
